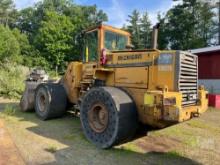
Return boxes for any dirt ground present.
[0,98,220,165]
[0,120,25,165]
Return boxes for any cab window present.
[84,30,98,62]
[104,30,127,51]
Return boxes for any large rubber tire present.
[20,81,41,112]
[80,87,138,149]
[20,94,33,112]
[34,83,67,120]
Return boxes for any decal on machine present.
[118,54,142,61]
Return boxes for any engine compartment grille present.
[178,52,198,106]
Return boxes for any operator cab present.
[83,24,131,63]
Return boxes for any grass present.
[150,124,194,138]
[63,133,76,140]
[184,136,198,147]
[150,151,185,165]
[165,151,183,158]
[187,120,207,129]
[208,107,217,112]
[2,104,16,116]
[187,119,220,135]
[1,103,220,164]
[149,123,200,148]
[117,142,144,153]
[45,145,58,153]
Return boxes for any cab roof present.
[85,24,131,37]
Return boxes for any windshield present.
[83,30,98,62]
[104,30,128,51]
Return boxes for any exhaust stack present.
[152,23,160,49]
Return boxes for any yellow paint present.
[63,24,208,128]
[64,62,83,104]
[144,94,154,106]
[86,46,89,62]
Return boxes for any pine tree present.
[127,10,142,49]
[140,11,152,49]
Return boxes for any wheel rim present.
[38,93,46,112]
[88,103,108,133]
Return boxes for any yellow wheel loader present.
[20,24,208,149]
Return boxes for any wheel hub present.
[88,103,108,133]
[39,94,46,112]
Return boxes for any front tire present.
[34,83,67,120]
[80,87,138,148]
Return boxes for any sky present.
[14,0,179,27]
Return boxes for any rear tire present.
[20,81,41,112]
[80,87,138,148]
[34,83,67,120]
[20,95,32,112]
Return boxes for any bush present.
[0,62,29,99]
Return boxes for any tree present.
[0,25,20,61]
[198,2,216,45]
[160,0,215,50]
[140,11,152,49]
[127,10,142,49]
[12,28,32,56]
[15,7,35,35]
[16,0,71,43]
[125,10,152,49]
[195,0,219,45]
[34,11,75,68]
[0,0,17,27]
[14,0,108,66]
[64,4,108,33]
[157,13,169,49]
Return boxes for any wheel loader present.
[20,24,208,149]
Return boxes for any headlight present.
[164,97,176,106]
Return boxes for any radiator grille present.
[178,52,198,106]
